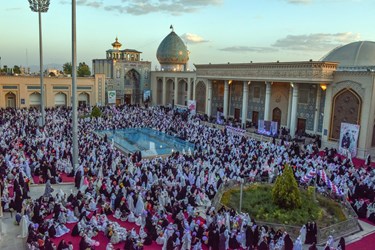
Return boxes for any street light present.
[72,0,78,171]
[239,178,244,213]
[28,0,50,126]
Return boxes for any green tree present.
[91,106,102,118]
[63,62,72,75]
[13,65,21,74]
[272,165,302,209]
[77,62,91,77]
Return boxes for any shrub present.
[91,106,102,118]
[272,165,302,209]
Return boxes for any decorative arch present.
[78,92,90,107]
[55,92,67,107]
[166,79,174,105]
[330,88,362,140]
[157,78,163,105]
[125,69,141,104]
[195,81,206,113]
[29,92,41,108]
[177,79,187,105]
[5,92,16,108]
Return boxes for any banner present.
[257,120,278,136]
[338,122,360,157]
[143,90,151,102]
[107,91,116,104]
[187,100,196,115]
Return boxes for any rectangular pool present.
[96,127,195,157]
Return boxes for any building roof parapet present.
[195,61,338,83]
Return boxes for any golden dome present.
[111,37,122,49]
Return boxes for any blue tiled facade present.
[212,82,224,116]
[229,82,243,116]
[248,82,265,120]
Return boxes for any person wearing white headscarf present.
[18,214,29,238]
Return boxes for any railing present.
[201,121,278,144]
[213,180,361,245]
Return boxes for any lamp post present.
[72,0,78,171]
[28,0,50,127]
[239,178,244,213]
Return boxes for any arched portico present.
[195,80,206,113]
[55,92,67,107]
[29,92,41,108]
[330,88,361,140]
[78,92,90,107]
[5,92,16,108]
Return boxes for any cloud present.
[61,0,222,15]
[220,46,278,53]
[272,32,360,51]
[181,33,209,44]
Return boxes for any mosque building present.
[150,27,196,107]
[195,42,375,159]
[93,37,151,105]
[0,27,375,158]
[153,33,375,158]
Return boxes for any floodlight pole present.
[28,0,50,126]
[72,0,79,171]
[239,178,244,213]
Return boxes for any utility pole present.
[28,0,50,126]
[72,0,79,171]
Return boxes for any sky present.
[1,0,374,72]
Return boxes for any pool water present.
[96,127,195,157]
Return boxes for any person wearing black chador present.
[284,233,294,250]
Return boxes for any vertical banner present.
[188,100,196,115]
[143,90,151,102]
[339,122,360,157]
[107,90,116,104]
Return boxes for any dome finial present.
[112,36,122,49]
[170,24,174,32]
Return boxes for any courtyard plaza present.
[0,105,374,249]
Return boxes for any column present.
[264,81,271,121]
[322,84,332,141]
[207,80,213,117]
[162,77,167,106]
[241,81,249,128]
[313,86,322,134]
[174,77,178,106]
[290,83,299,138]
[187,77,192,102]
[287,84,293,128]
[193,77,197,100]
[224,80,229,119]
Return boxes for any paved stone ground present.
[0,183,75,250]
[0,183,373,250]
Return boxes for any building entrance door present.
[124,94,131,104]
[252,111,259,126]
[234,108,240,121]
[272,107,282,129]
[297,118,306,136]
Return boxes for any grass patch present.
[221,184,346,227]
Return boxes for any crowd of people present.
[0,104,372,250]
